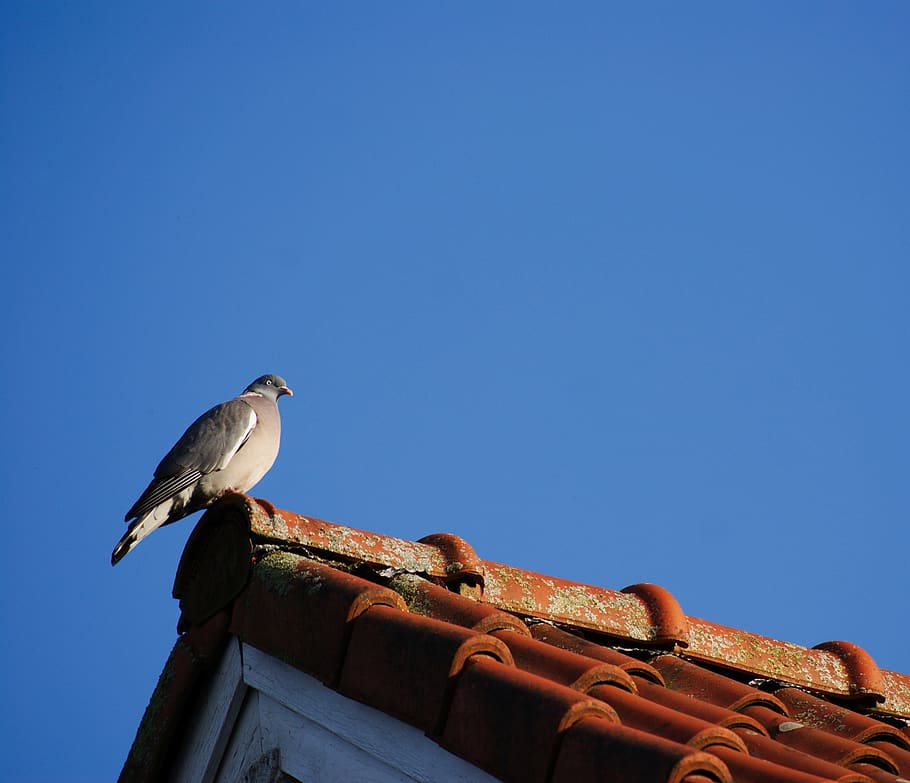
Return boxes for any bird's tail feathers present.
[111,507,170,565]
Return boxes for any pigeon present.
[111,374,293,565]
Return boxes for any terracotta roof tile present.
[390,570,530,635]
[229,550,407,685]
[530,621,666,683]
[441,655,619,781]
[490,628,638,693]
[550,715,734,783]
[851,762,907,783]
[740,705,900,775]
[732,730,884,782]
[632,677,769,736]
[651,654,791,714]
[776,688,910,754]
[122,495,910,783]
[339,603,514,733]
[588,681,749,753]
[710,743,864,783]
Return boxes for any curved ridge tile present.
[482,560,661,640]
[417,532,485,591]
[247,504,459,579]
[124,500,910,783]
[814,641,886,702]
[622,582,690,647]
[173,498,254,631]
[880,670,910,717]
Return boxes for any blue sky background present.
[3,4,909,781]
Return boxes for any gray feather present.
[154,398,257,477]
[125,399,256,520]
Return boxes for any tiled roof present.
[120,495,910,783]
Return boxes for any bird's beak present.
[279,386,293,397]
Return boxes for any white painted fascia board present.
[213,690,277,783]
[171,637,247,783]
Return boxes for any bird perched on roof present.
[111,374,293,565]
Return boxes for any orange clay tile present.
[229,551,406,685]
[490,629,638,694]
[234,496,910,716]
[775,687,910,762]
[730,731,880,782]
[650,654,791,714]
[390,570,530,635]
[551,716,734,783]
[440,655,619,782]
[740,705,899,775]
[119,495,910,783]
[849,762,907,782]
[632,678,770,737]
[711,743,868,783]
[339,603,514,733]
[529,622,666,683]
[587,683,749,754]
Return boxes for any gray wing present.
[125,398,257,520]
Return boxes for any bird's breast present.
[201,401,281,495]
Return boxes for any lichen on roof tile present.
[119,496,910,783]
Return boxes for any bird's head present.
[245,374,294,401]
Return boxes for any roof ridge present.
[189,495,910,718]
[124,495,910,783]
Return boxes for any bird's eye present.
[266,379,273,385]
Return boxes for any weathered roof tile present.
[120,495,910,783]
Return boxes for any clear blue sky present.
[3,4,909,781]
